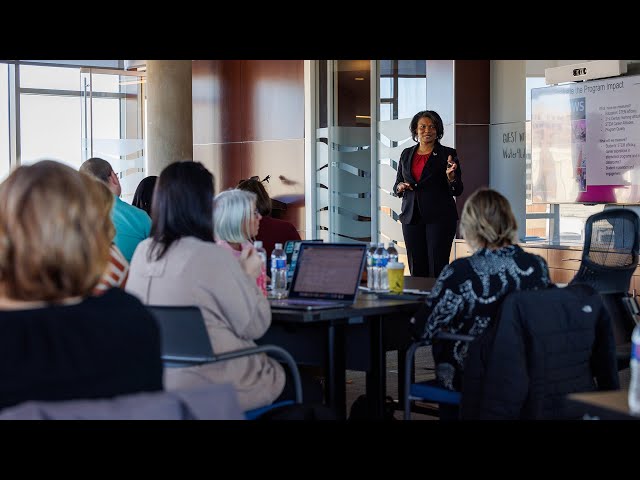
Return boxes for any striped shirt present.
[93,244,130,295]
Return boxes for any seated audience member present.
[0,160,163,410]
[88,179,130,295]
[125,161,287,411]
[79,157,151,262]
[237,177,301,266]
[214,189,267,296]
[132,175,158,217]
[415,188,551,416]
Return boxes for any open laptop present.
[284,239,323,283]
[270,243,367,310]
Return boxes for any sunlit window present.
[20,94,81,167]
[525,75,604,244]
[19,64,123,172]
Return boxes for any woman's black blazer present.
[392,142,463,224]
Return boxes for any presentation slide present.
[531,74,640,204]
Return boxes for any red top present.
[411,151,431,182]
[256,215,301,261]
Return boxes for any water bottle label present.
[275,259,286,269]
[633,341,640,361]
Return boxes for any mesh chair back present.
[571,208,639,294]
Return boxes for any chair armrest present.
[164,345,303,404]
[213,345,302,404]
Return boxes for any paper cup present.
[387,262,405,294]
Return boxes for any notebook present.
[270,243,367,311]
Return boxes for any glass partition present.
[376,60,427,270]
[314,60,372,243]
[81,67,146,203]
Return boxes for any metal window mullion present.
[19,87,130,99]
[8,63,19,168]
[550,203,560,244]
[328,60,336,242]
[370,60,379,244]
[304,60,317,239]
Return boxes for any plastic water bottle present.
[373,242,389,292]
[387,242,399,263]
[271,243,288,299]
[380,245,390,291]
[629,324,640,415]
[366,242,377,289]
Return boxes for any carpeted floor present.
[344,346,632,420]
[345,345,437,420]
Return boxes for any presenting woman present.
[393,110,463,277]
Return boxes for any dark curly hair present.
[409,110,444,143]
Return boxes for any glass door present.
[81,67,146,203]
[314,60,372,243]
[376,60,427,270]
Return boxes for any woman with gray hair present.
[214,189,267,296]
[414,188,551,416]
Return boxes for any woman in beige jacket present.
[126,162,285,411]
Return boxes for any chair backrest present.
[571,208,640,294]
[461,284,620,420]
[147,305,304,406]
[147,306,215,366]
[0,384,244,420]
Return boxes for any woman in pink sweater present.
[213,189,268,296]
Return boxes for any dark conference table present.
[262,276,434,420]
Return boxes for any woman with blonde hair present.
[415,188,550,413]
[214,188,267,296]
[0,160,162,410]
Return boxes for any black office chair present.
[571,208,639,293]
[570,208,640,370]
[147,305,303,419]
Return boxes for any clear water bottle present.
[387,242,399,263]
[366,242,377,290]
[629,324,640,415]
[270,242,288,299]
[373,242,389,292]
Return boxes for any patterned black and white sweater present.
[421,244,551,390]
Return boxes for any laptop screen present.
[284,239,323,282]
[288,243,366,301]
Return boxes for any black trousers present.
[402,220,457,278]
